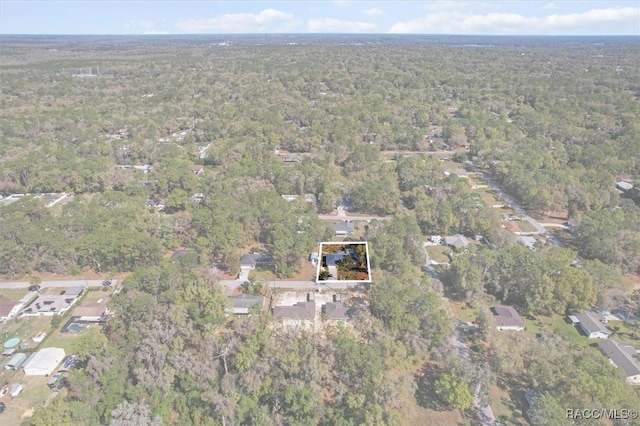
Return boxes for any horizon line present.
[1,33,639,37]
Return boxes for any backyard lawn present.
[426,245,452,264]
[489,385,528,426]
[471,188,504,206]
[512,220,537,233]
[0,289,29,300]
[607,320,640,349]
[448,300,478,323]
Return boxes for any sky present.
[1,1,639,36]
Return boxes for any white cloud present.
[543,2,557,10]
[176,9,294,33]
[388,7,640,35]
[363,8,383,17]
[308,18,376,33]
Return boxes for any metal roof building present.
[23,347,65,376]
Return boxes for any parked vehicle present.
[0,385,8,398]
[47,372,63,389]
[10,383,23,398]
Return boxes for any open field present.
[0,371,54,425]
[394,367,467,426]
[471,188,503,206]
[489,385,528,426]
[447,300,478,323]
[512,220,537,233]
[426,245,452,264]
[0,289,29,300]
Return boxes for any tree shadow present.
[414,363,444,410]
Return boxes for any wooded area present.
[1,35,639,425]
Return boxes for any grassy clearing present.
[522,314,590,347]
[513,220,536,233]
[0,371,53,425]
[394,368,466,426]
[608,321,640,349]
[426,246,452,264]
[0,289,29,300]
[490,386,528,426]
[0,316,53,351]
[448,300,478,323]
[80,286,113,303]
[471,188,504,206]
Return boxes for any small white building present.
[23,347,65,376]
[617,181,634,192]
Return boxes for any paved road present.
[317,214,391,222]
[381,150,456,156]
[0,279,112,289]
[219,279,362,292]
[468,163,563,247]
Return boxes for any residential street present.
[467,162,564,247]
[219,279,360,292]
[0,279,111,289]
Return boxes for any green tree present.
[434,371,473,410]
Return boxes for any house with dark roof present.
[227,295,265,315]
[444,234,469,250]
[575,311,612,339]
[491,305,525,331]
[333,222,355,236]
[322,301,352,321]
[239,253,273,270]
[598,340,640,385]
[272,301,315,322]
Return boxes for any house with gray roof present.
[333,222,355,236]
[239,252,272,269]
[322,301,352,321]
[517,236,537,250]
[575,311,612,339]
[597,339,640,385]
[272,301,315,321]
[445,234,469,250]
[227,294,265,315]
[491,305,525,331]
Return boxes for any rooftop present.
[272,301,315,320]
[72,298,108,318]
[517,236,537,250]
[240,252,273,268]
[333,222,355,234]
[0,296,20,317]
[491,305,525,328]
[575,311,611,335]
[445,234,469,249]
[598,339,640,377]
[323,301,352,320]
[228,294,265,314]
